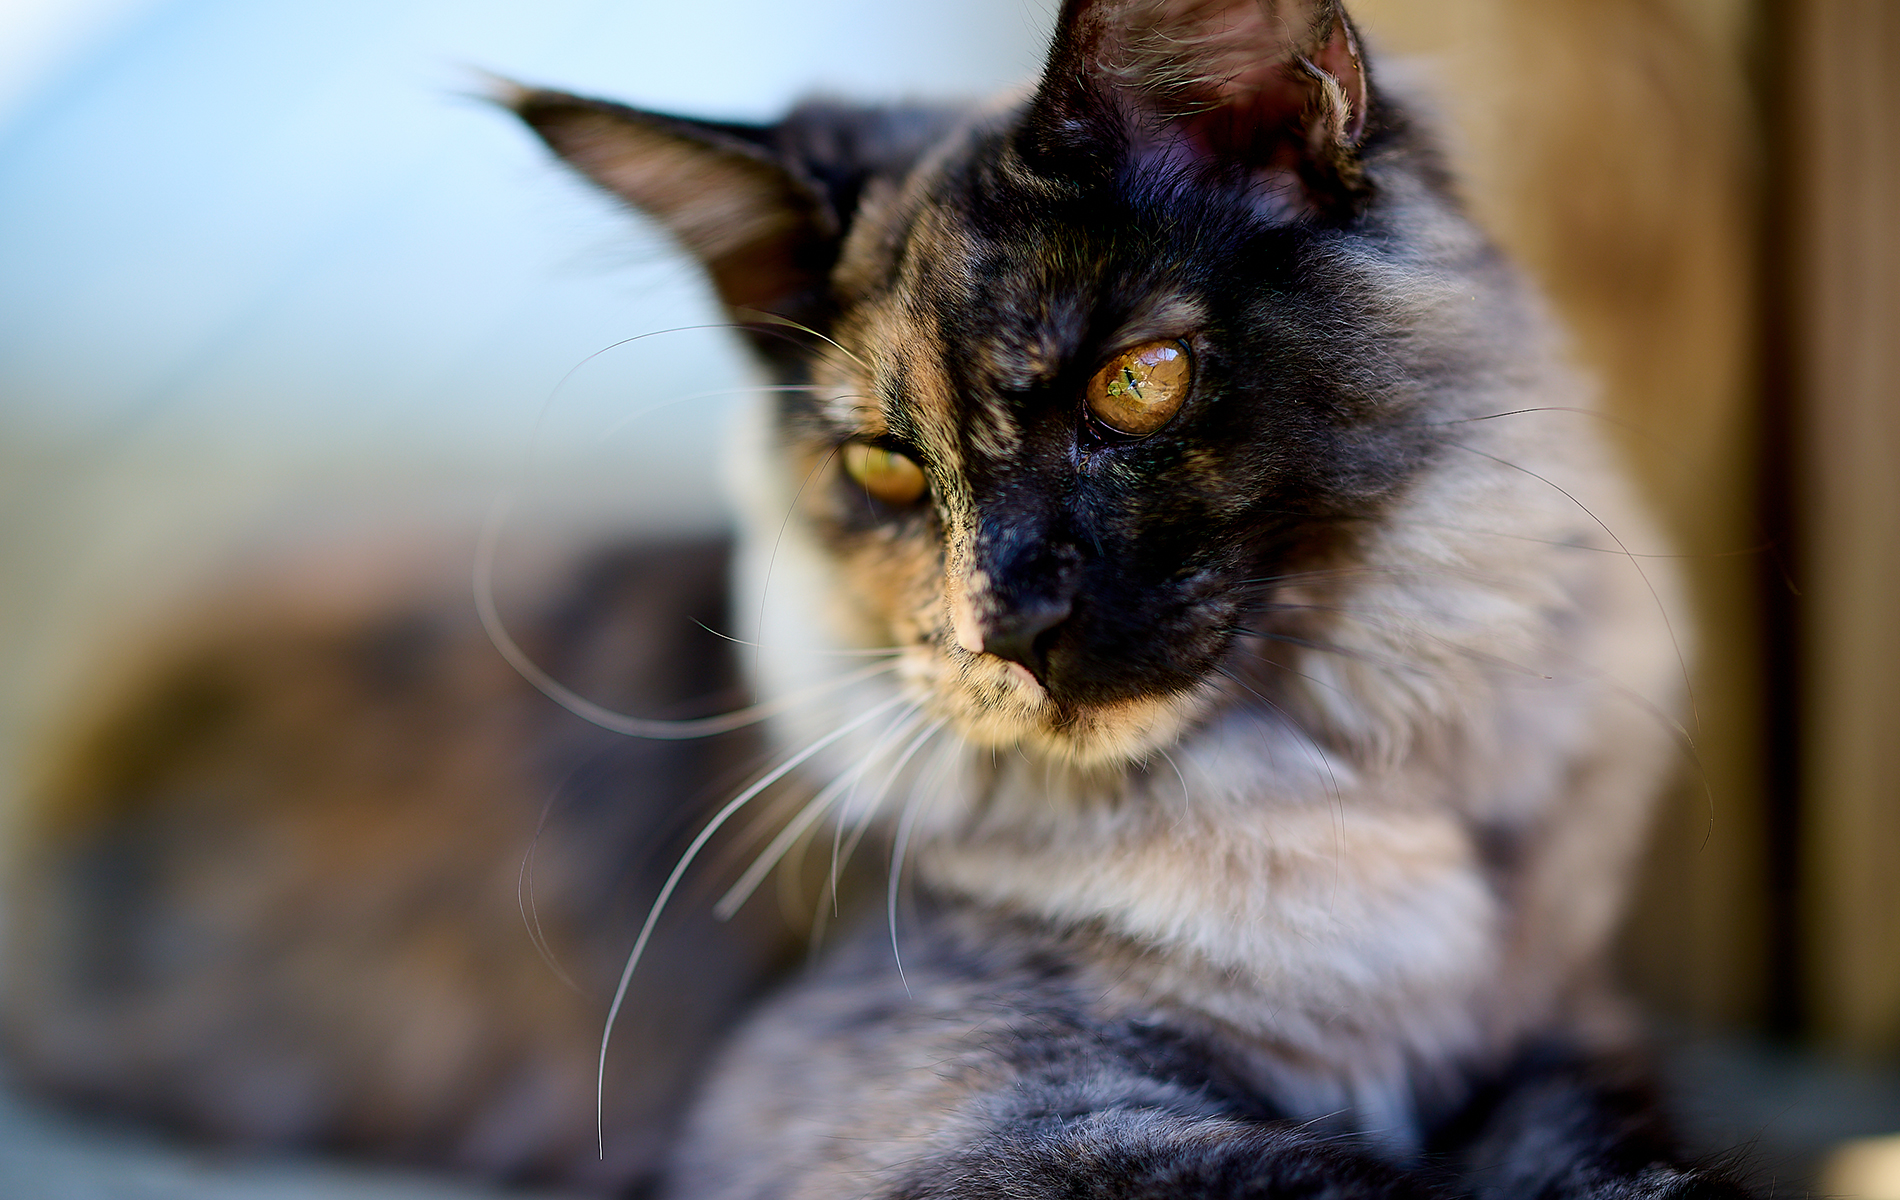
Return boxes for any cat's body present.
[4,1,1750,1197]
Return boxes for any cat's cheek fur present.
[737,420,1220,772]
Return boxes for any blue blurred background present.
[0,0,1057,785]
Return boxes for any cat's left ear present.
[508,87,838,317]
[1022,0,1371,218]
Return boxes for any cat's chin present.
[916,645,1209,770]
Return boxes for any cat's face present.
[515,0,1493,767]
[777,123,1449,765]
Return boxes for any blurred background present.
[0,0,1895,1196]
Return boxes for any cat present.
[3,0,1754,1196]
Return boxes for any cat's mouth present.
[900,633,1215,769]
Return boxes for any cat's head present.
[510,0,1534,769]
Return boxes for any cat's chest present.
[915,770,1508,1138]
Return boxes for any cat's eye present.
[1086,340,1192,436]
[842,442,928,506]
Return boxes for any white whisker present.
[751,446,843,678]
[1446,440,1699,735]
[831,718,947,916]
[590,383,830,445]
[714,705,925,920]
[516,784,583,996]
[732,307,870,372]
[508,324,814,485]
[1153,746,1192,821]
[478,497,899,740]
[595,693,907,1154]
[885,790,926,999]
[690,620,904,657]
[886,734,962,997]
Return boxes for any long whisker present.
[1231,513,1759,562]
[886,735,962,996]
[594,694,907,1153]
[519,325,766,455]
[1153,746,1192,819]
[1243,590,1716,846]
[752,445,843,676]
[733,308,870,372]
[1227,626,1426,677]
[798,713,931,907]
[883,804,926,997]
[478,498,898,739]
[1445,439,1698,733]
[517,778,584,996]
[713,705,925,920]
[831,717,947,915]
[1221,620,1400,705]
[805,724,947,958]
[480,331,886,734]
[1401,404,1655,439]
[690,619,904,658]
[1232,598,1557,682]
[505,326,847,497]
[1229,562,1514,589]
[1231,557,1565,598]
[505,323,826,491]
[1213,663,1349,907]
[589,382,832,445]
[773,709,931,926]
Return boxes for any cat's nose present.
[980,596,1071,683]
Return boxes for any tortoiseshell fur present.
[5,2,1755,1197]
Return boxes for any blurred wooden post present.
[1786,0,1900,1053]
[1294,0,1900,1047]
[1352,0,1770,1029]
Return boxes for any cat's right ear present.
[505,86,838,318]
[1021,0,1372,218]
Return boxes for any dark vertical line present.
[1750,0,1806,1040]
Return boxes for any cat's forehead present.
[827,142,1212,465]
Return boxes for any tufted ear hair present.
[1021,0,1371,219]
[505,86,962,370]
[509,86,840,319]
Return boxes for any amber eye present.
[842,442,928,505]
[1086,339,1192,436]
